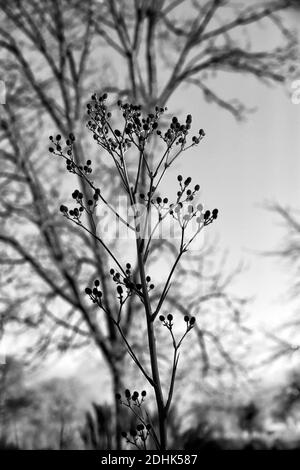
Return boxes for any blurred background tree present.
[0,356,32,448]
[262,204,300,361]
[1,355,300,449]
[0,356,85,449]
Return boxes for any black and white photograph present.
[0,0,300,456]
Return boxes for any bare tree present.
[261,204,300,361]
[0,0,296,448]
[80,0,296,115]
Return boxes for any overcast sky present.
[161,7,300,335]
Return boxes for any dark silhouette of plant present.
[273,369,300,423]
[49,94,218,449]
[81,403,114,450]
[0,356,33,447]
[182,424,223,451]
[237,401,261,435]
[0,438,19,450]
[0,358,84,449]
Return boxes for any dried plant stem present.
[136,239,167,450]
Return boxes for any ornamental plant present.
[49,93,218,450]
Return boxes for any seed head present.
[204,210,211,220]
[117,285,123,295]
[212,208,218,219]
[60,205,68,213]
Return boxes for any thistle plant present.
[49,93,218,450]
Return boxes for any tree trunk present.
[110,356,125,450]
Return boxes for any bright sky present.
[162,8,300,335]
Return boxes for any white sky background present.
[165,6,300,332]
[173,74,300,327]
